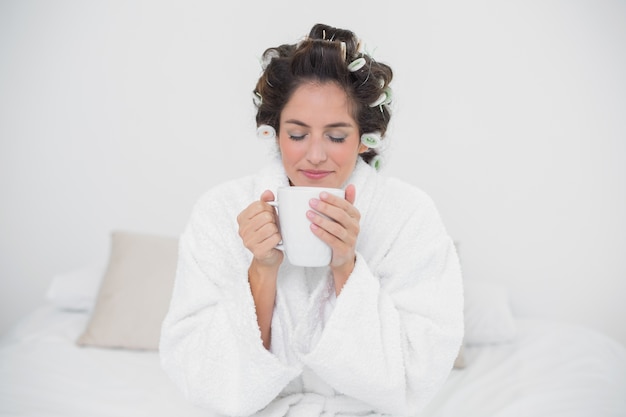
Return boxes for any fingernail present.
[306,210,316,219]
[309,198,319,208]
[320,192,328,200]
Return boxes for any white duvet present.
[1,304,625,417]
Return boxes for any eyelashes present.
[288,134,346,143]
[329,136,346,143]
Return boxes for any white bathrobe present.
[160,157,464,417]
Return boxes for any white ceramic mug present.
[269,186,344,267]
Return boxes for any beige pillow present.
[453,345,466,369]
[77,230,178,350]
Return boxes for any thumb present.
[345,184,356,205]
[260,189,276,203]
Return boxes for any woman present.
[160,23,463,417]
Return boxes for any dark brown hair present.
[253,23,393,164]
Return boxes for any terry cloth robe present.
[159,157,464,417]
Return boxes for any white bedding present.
[0,304,206,417]
[1,303,625,417]
[422,320,626,416]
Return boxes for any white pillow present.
[463,280,517,345]
[45,265,105,311]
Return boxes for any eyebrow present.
[284,119,354,129]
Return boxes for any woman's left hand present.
[307,184,361,293]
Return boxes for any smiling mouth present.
[301,170,332,180]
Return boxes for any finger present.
[344,184,356,205]
[309,221,354,265]
[238,202,278,242]
[311,194,360,224]
[321,190,359,218]
[250,222,281,248]
[308,210,355,243]
[238,202,270,227]
[238,190,276,224]
[241,215,281,255]
[246,203,280,235]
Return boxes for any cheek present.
[333,143,362,165]
[278,136,301,163]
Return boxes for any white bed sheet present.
[0,304,208,417]
[1,304,625,417]
[420,320,626,417]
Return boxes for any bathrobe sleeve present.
[300,179,464,416]
[159,181,301,416]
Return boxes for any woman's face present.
[278,81,367,188]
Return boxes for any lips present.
[301,169,332,180]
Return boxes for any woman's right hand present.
[237,190,284,268]
[238,190,282,350]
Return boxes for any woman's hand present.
[237,190,283,349]
[307,184,361,294]
[237,190,284,268]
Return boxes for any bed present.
[1,231,625,416]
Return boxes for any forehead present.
[281,81,357,125]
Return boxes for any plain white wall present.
[1,1,625,346]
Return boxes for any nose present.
[305,135,327,165]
